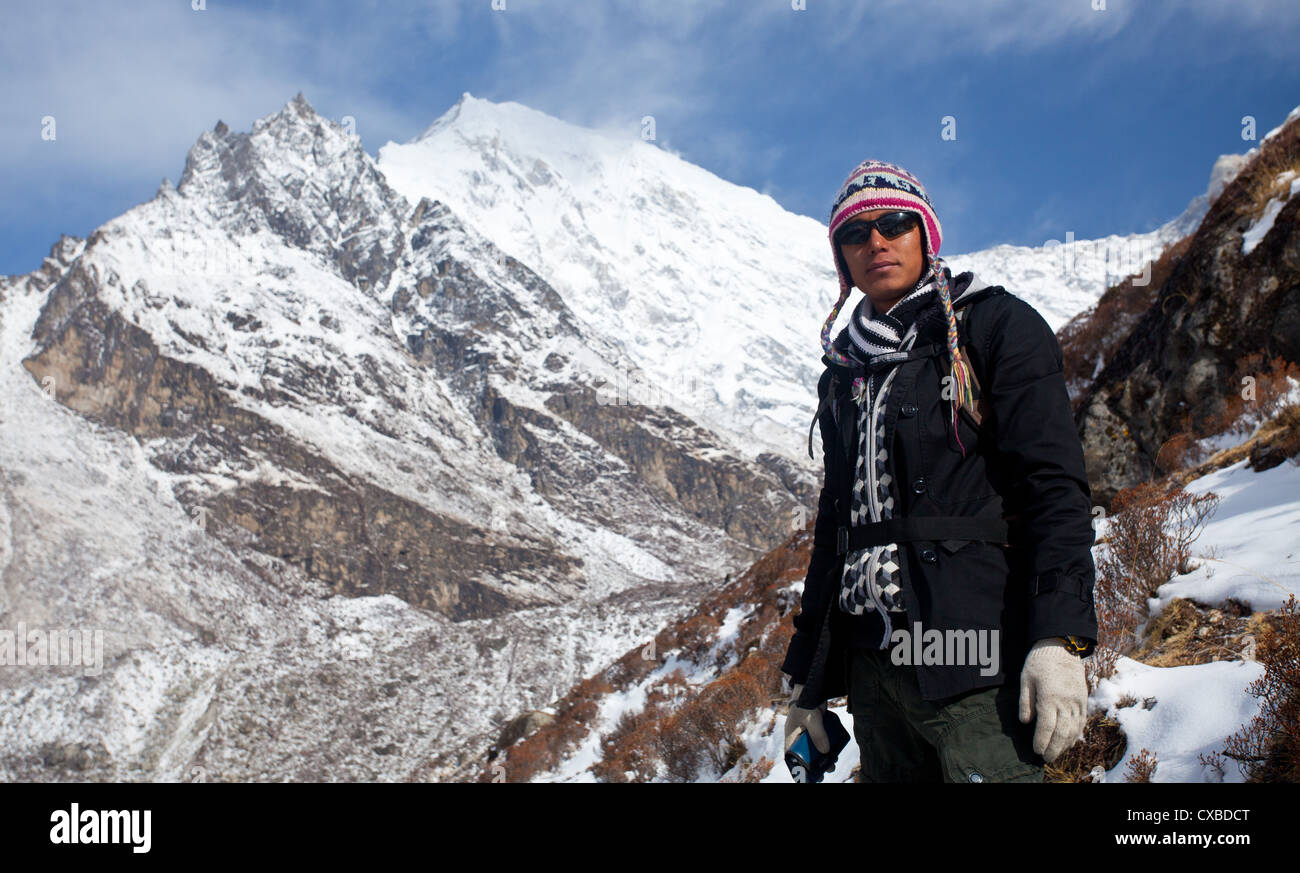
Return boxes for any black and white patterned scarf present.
[829,265,975,636]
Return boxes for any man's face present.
[838,208,926,309]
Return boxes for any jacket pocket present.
[920,540,1012,634]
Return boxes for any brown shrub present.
[674,613,723,662]
[1222,595,1300,782]
[1090,483,1220,682]
[1154,431,1205,474]
[1101,482,1220,597]
[480,672,619,782]
[654,709,707,782]
[653,670,767,780]
[1124,748,1158,782]
[1084,642,1123,692]
[1197,355,1300,440]
[592,706,665,783]
[1198,750,1228,781]
[731,757,775,783]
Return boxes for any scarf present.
[831,262,947,407]
[833,266,980,628]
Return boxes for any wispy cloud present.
[1,0,1296,272]
[4,0,1292,180]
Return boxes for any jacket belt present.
[835,516,1009,555]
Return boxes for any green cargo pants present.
[845,645,1045,783]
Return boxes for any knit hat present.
[818,159,977,454]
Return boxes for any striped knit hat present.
[818,159,977,453]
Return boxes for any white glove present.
[784,682,831,755]
[1018,638,1088,763]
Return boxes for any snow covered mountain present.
[378,93,1237,463]
[0,95,810,781]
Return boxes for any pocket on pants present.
[848,650,942,782]
[933,683,1043,783]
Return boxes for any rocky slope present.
[1076,108,1300,503]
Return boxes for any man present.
[781,160,1098,783]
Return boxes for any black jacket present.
[781,281,1098,703]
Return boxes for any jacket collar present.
[822,270,994,376]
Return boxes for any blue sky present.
[3,0,1299,276]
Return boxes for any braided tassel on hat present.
[818,285,868,403]
[932,253,975,456]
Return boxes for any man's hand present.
[1018,639,1088,763]
[784,683,831,754]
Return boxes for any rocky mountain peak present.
[174,93,406,288]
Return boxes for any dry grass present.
[1134,596,1265,668]
[1232,131,1300,219]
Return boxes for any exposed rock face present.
[22,259,573,621]
[1076,119,1300,504]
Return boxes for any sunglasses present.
[834,211,920,246]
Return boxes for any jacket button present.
[912,477,927,494]
[900,403,918,417]
[920,548,937,563]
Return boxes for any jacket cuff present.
[780,629,815,685]
[1026,572,1098,647]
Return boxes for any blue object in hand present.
[784,708,851,783]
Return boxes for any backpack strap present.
[806,381,836,460]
